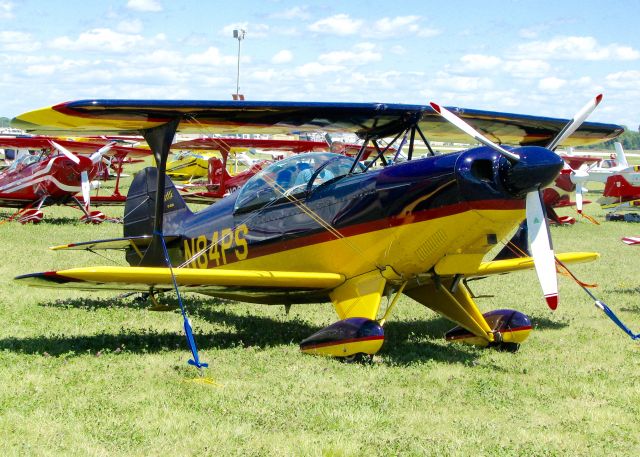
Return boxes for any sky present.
[1,0,639,130]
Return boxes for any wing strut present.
[407,126,417,160]
[139,118,181,266]
[415,123,435,156]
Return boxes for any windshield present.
[6,153,40,173]
[234,152,360,212]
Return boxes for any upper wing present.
[12,100,623,147]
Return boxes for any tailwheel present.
[147,292,178,312]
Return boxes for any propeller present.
[544,94,602,215]
[89,141,115,164]
[430,102,559,308]
[49,140,81,165]
[80,170,91,210]
[546,94,602,152]
[430,103,520,162]
[569,167,590,214]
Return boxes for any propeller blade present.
[526,191,558,310]
[569,168,589,214]
[575,186,583,214]
[90,141,116,164]
[49,140,80,165]
[430,102,520,162]
[546,94,603,151]
[81,170,91,210]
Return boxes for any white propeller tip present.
[429,102,442,114]
[545,294,558,310]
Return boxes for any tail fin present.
[207,157,230,186]
[603,174,640,199]
[124,167,191,238]
[614,142,629,168]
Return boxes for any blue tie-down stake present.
[158,232,208,369]
[184,316,209,369]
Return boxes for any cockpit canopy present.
[6,152,40,172]
[234,152,362,212]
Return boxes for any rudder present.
[124,167,191,238]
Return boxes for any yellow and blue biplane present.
[11,97,623,362]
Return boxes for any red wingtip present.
[430,102,441,113]
[595,94,603,104]
[545,294,559,310]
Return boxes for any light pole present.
[233,29,246,100]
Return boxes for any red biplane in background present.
[596,144,640,215]
[0,136,150,223]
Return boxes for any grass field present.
[0,164,639,456]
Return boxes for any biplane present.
[12,97,622,362]
[599,171,640,213]
[0,136,150,223]
[595,144,640,213]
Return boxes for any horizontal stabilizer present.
[51,235,179,251]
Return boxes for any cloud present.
[271,50,293,64]
[513,36,640,61]
[294,62,345,78]
[117,19,143,34]
[458,54,502,71]
[184,47,239,66]
[538,77,567,91]
[503,59,551,79]
[0,31,41,52]
[432,71,493,92]
[369,15,440,38]
[318,43,382,65]
[269,6,310,20]
[0,1,13,19]
[50,29,146,53]
[308,14,363,35]
[372,16,419,35]
[126,0,162,12]
[605,70,640,89]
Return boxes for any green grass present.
[1,180,640,455]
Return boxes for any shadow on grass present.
[2,299,490,366]
[40,295,226,311]
[612,287,640,296]
[529,315,570,331]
